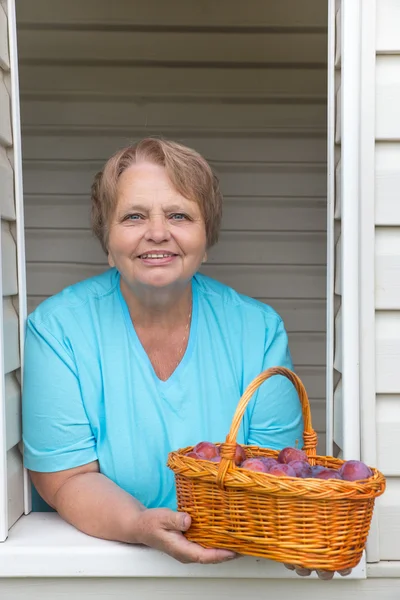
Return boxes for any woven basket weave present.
[167,367,386,571]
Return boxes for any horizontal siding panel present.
[16,0,328,28]
[22,162,326,197]
[289,332,325,367]
[376,311,400,393]
[7,445,24,529]
[26,264,326,300]
[296,366,325,401]
[376,56,400,140]
[1,220,18,296]
[375,227,400,309]
[24,196,327,233]
[3,297,20,375]
[376,0,400,53]
[5,373,21,452]
[20,100,328,134]
[378,478,400,559]
[376,142,400,225]
[0,77,12,146]
[18,31,327,66]
[25,230,327,266]
[308,399,325,433]
[21,135,327,163]
[316,432,326,455]
[18,65,327,101]
[0,147,15,219]
[265,299,326,333]
[376,394,400,476]
[0,5,9,70]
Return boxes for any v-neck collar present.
[117,273,199,390]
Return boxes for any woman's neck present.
[120,278,193,328]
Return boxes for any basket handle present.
[216,366,318,489]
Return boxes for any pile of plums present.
[185,441,374,481]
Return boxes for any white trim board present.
[0,513,366,579]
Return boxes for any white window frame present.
[0,0,391,580]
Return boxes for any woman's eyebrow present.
[118,203,148,213]
[120,203,191,213]
[163,204,190,212]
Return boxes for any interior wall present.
[16,0,328,452]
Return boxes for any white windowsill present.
[0,513,367,579]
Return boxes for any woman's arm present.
[30,461,144,544]
[30,463,237,564]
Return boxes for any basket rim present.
[167,447,386,499]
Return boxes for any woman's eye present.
[125,214,142,221]
[170,213,187,221]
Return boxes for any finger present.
[159,510,191,532]
[165,531,238,564]
[294,566,312,577]
[283,563,296,571]
[316,570,335,580]
[338,568,352,577]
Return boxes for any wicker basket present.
[167,367,386,571]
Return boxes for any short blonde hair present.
[91,138,223,253]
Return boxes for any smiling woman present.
[107,161,208,295]
[22,137,308,568]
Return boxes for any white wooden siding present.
[377,479,400,560]
[374,0,400,562]
[376,56,400,140]
[376,395,400,476]
[376,227,400,309]
[375,143,400,225]
[376,0,400,52]
[0,0,24,536]
[17,0,327,453]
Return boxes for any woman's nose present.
[144,216,171,243]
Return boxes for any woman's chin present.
[135,271,186,289]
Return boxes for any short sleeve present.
[247,319,304,451]
[22,316,98,472]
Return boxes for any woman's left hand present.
[284,563,352,580]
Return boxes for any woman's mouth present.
[138,252,178,266]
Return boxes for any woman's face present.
[107,161,207,291]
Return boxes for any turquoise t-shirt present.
[22,269,303,510]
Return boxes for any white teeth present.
[141,254,172,259]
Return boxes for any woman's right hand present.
[135,508,238,564]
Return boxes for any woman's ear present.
[108,252,115,268]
